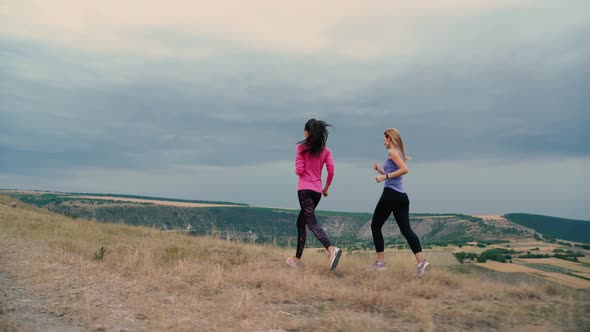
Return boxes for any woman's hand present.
[374,163,385,175]
[322,187,329,197]
[375,175,386,183]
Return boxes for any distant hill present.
[3,190,248,207]
[5,191,540,247]
[504,213,590,243]
[67,192,249,206]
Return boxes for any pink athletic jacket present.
[295,144,335,192]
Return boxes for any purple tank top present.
[383,152,404,193]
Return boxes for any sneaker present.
[286,257,301,268]
[416,260,431,277]
[367,261,387,271]
[329,247,342,271]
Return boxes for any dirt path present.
[0,272,84,332]
[0,234,165,332]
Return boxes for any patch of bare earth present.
[0,257,85,332]
[0,237,153,331]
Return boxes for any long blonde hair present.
[384,128,410,161]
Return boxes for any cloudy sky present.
[1,1,589,219]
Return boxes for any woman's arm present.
[376,149,408,183]
[322,150,335,197]
[295,145,305,176]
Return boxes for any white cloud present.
[0,0,533,59]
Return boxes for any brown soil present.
[0,251,85,331]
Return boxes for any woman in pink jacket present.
[286,119,342,270]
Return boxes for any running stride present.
[286,119,342,270]
[369,128,430,277]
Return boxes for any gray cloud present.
[1,3,589,219]
[2,28,589,175]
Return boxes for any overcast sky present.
[1,1,588,219]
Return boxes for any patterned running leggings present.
[295,189,332,259]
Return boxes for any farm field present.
[388,243,590,289]
[533,272,590,289]
[475,261,540,273]
[515,258,590,274]
[498,242,560,252]
[442,241,590,290]
[453,240,583,255]
[573,272,590,279]
[0,190,246,208]
[70,195,236,208]
[474,256,590,289]
[475,261,590,289]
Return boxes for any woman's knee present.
[371,221,383,232]
[399,226,416,238]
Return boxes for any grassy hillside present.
[1,195,588,331]
[8,192,536,247]
[504,213,590,243]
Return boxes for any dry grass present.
[1,195,589,331]
[380,249,459,266]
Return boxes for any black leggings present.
[295,190,332,259]
[371,188,422,254]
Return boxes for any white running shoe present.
[367,261,387,271]
[329,247,342,271]
[286,257,301,268]
[416,260,431,277]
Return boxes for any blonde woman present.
[369,128,430,277]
